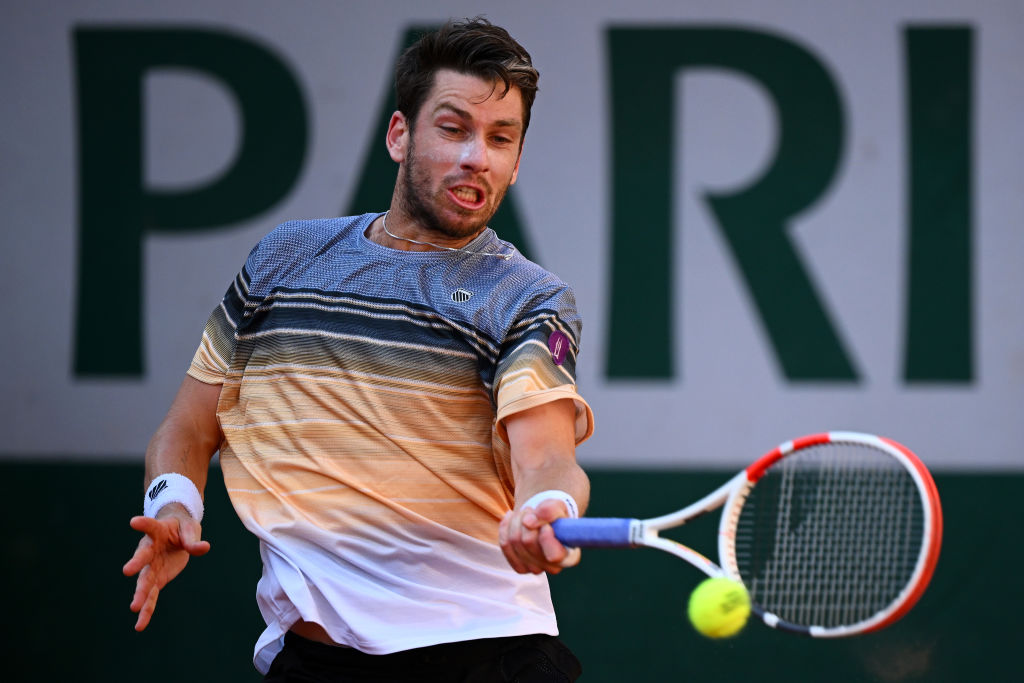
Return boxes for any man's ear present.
[386,111,409,163]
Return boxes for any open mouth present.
[449,185,485,209]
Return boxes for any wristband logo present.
[148,478,168,501]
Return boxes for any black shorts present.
[264,631,582,683]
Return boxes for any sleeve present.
[186,262,252,385]
[493,283,595,446]
[185,219,318,384]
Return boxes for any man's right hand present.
[122,503,210,631]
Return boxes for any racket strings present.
[734,443,924,628]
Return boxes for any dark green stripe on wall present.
[4,461,1017,682]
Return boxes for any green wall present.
[5,462,1018,682]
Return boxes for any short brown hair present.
[395,17,540,135]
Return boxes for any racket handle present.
[552,517,636,548]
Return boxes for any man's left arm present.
[498,398,590,575]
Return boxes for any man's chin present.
[435,210,494,240]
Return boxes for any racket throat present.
[630,520,648,546]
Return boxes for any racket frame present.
[552,431,943,638]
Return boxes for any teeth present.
[453,187,479,203]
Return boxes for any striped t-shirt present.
[187,213,594,672]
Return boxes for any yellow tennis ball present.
[687,577,751,638]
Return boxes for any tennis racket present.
[552,431,942,637]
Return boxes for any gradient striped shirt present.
[187,213,593,671]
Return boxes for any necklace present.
[381,211,512,261]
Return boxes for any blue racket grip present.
[552,517,636,548]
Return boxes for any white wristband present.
[521,489,579,519]
[144,472,204,521]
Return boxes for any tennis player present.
[123,17,593,682]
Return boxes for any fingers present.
[537,523,579,568]
[500,509,542,574]
[187,539,212,557]
[124,512,209,631]
[129,566,153,613]
[178,517,212,557]
[559,547,582,568]
[499,501,579,575]
[133,581,159,632]
[531,499,567,524]
[122,544,153,577]
[129,563,159,633]
[128,514,161,535]
[126,514,210,564]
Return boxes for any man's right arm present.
[122,375,223,631]
[142,375,223,491]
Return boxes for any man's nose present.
[459,135,489,172]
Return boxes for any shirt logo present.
[548,330,570,366]
[451,289,473,303]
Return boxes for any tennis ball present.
[687,577,751,639]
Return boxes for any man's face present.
[391,69,524,240]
